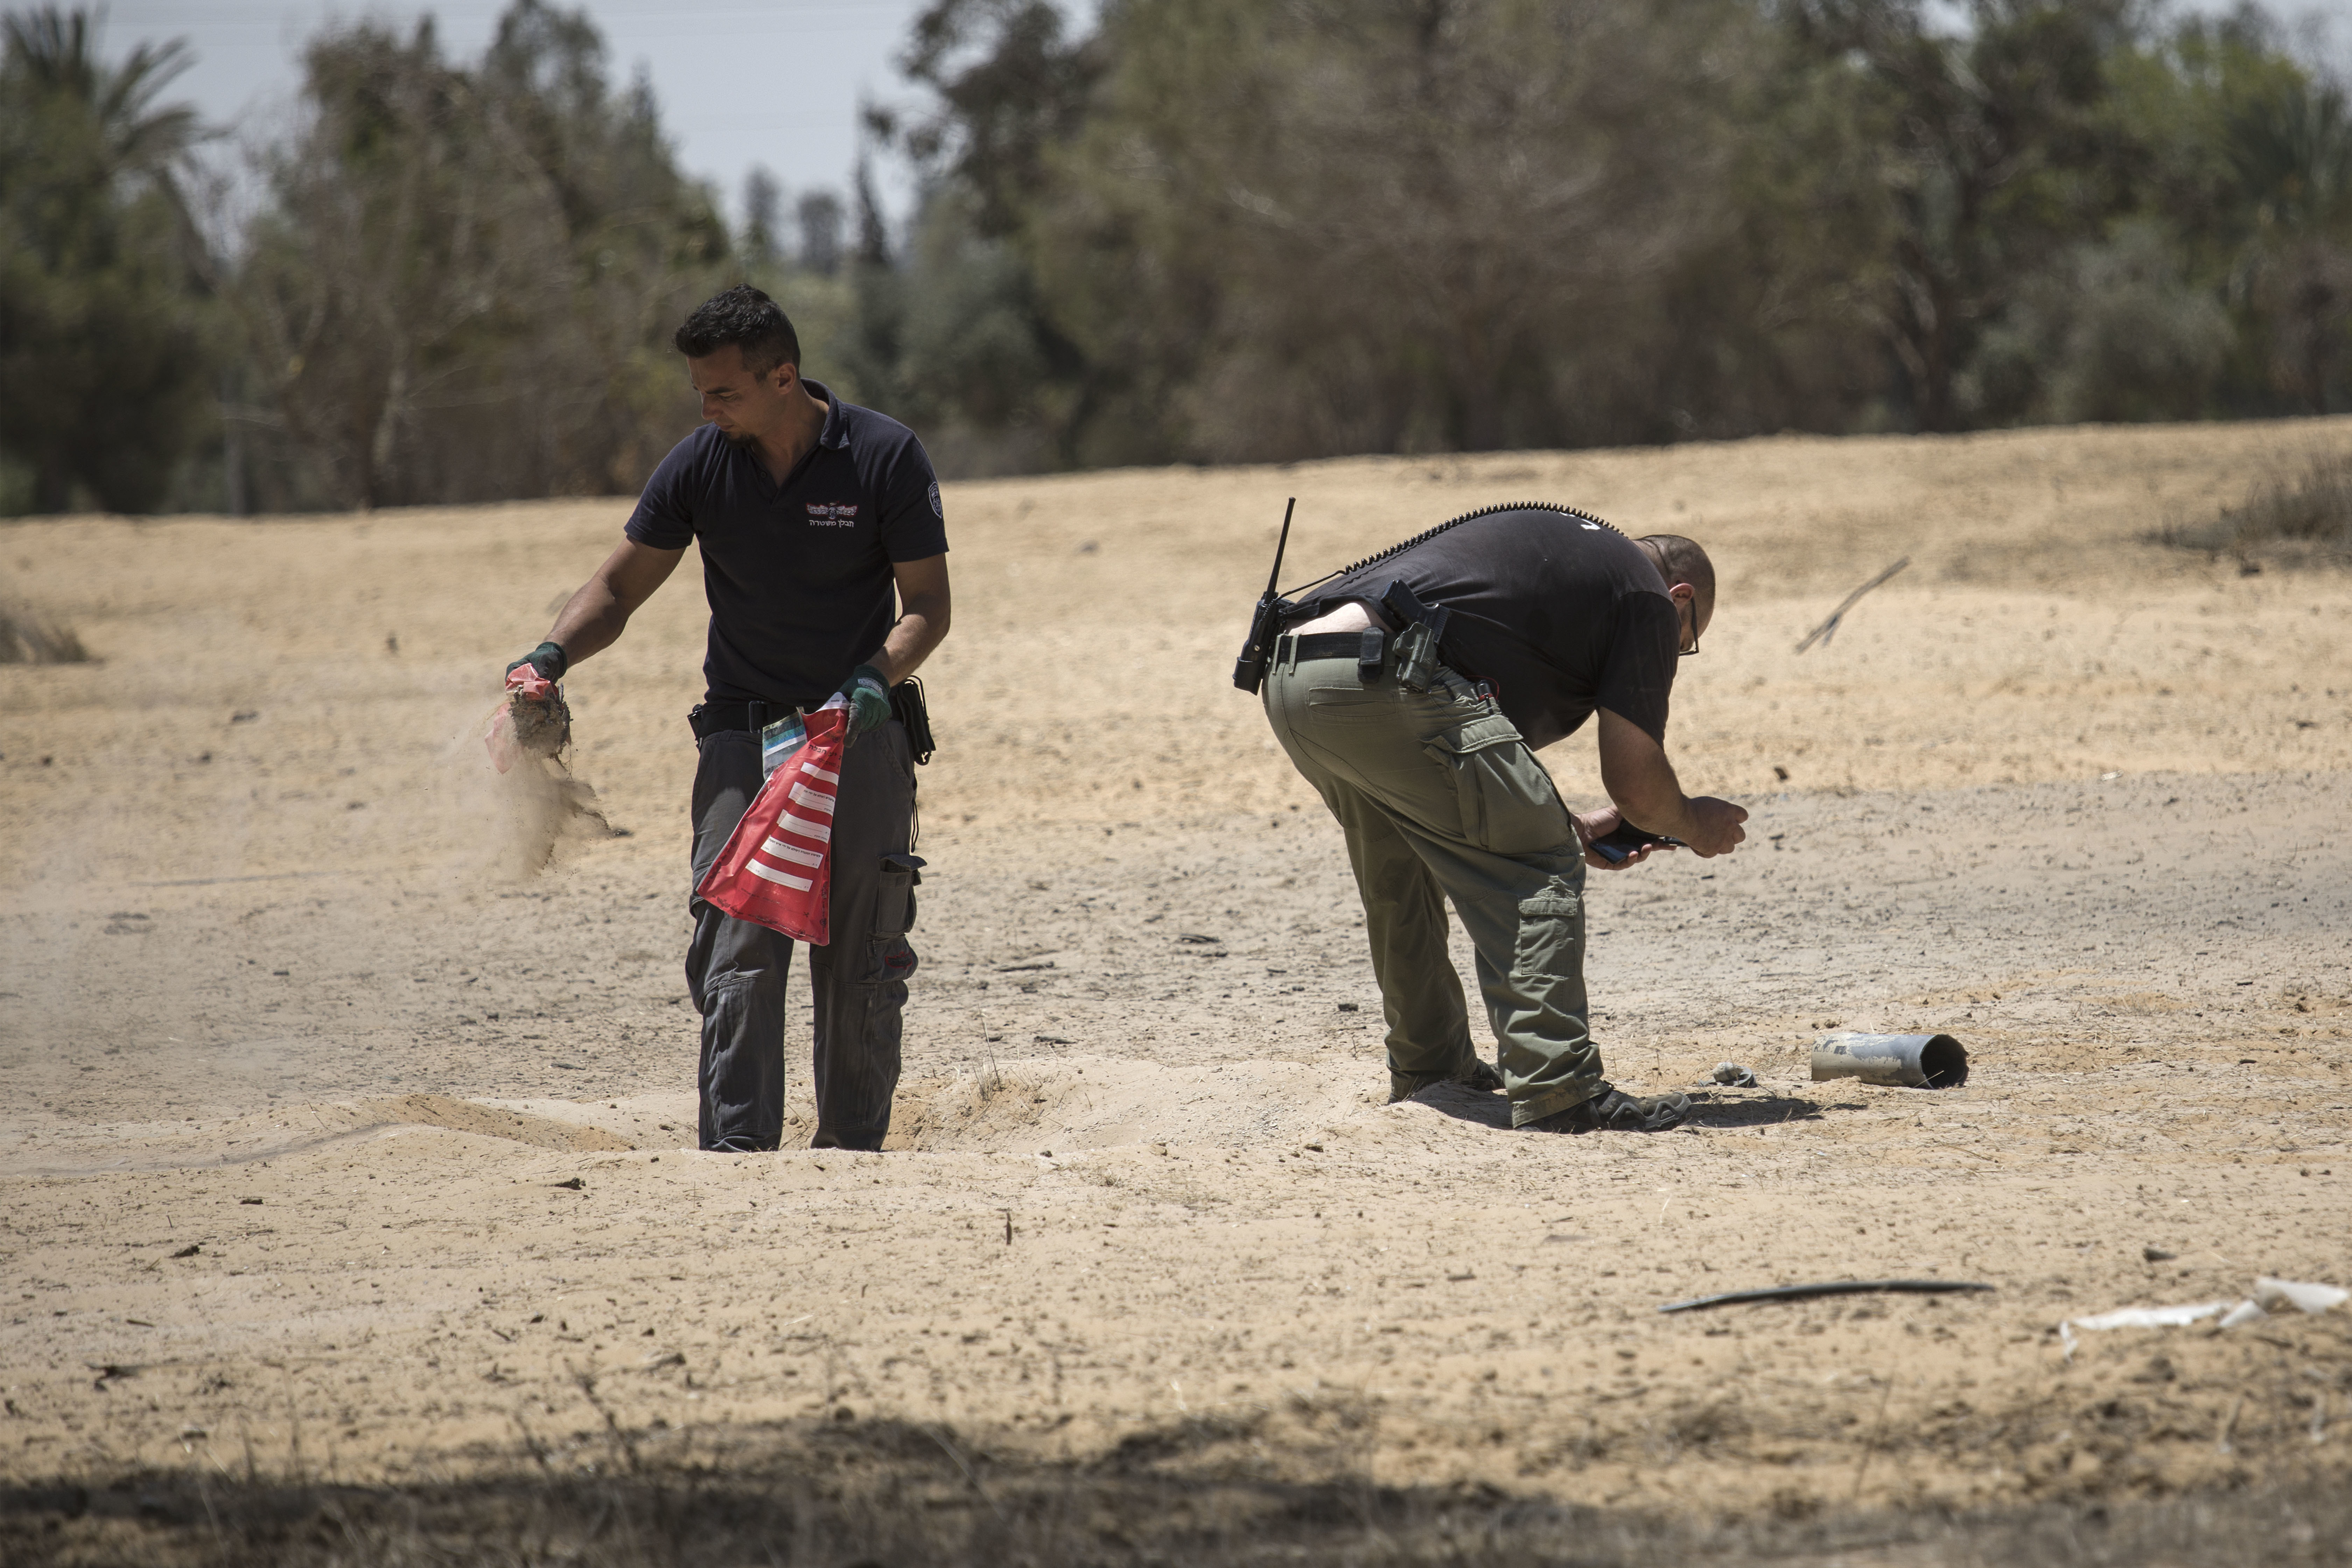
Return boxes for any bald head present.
[1636,533,1715,635]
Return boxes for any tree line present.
[4,0,2350,513]
[1,1,751,512]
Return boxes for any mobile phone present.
[1590,822,1685,864]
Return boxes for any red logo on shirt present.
[805,501,859,526]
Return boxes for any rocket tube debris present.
[1811,1031,1968,1089]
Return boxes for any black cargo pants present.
[686,719,919,1152]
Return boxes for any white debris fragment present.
[2058,1277,2347,1358]
[2256,1276,2351,1314]
[2069,1302,2234,1332]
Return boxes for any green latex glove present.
[836,663,891,738]
[506,641,568,682]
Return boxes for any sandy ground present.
[3,418,2350,1538]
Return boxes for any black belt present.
[690,686,935,765]
[1277,629,1395,685]
[1276,631,1371,663]
[690,699,808,738]
[1275,628,1486,693]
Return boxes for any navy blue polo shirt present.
[624,380,948,706]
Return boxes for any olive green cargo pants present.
[1263,642,1603,1126]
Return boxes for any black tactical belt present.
[689,683,937,766]
[1280,629,1392,684]
[1276,627,1490,694]
[689,699,805,738]
[1276,631,1372,663]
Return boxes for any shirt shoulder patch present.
[928,479,943,519]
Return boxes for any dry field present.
[2,418,2350,1563]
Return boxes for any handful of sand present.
[484,665,572,774]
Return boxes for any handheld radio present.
[1230,497,1297,694]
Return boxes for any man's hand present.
[1678,795,1748,857]
[505,640,567,686]
[835,664,891,737]
[1573,805,1665,871]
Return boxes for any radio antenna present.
[1229,497,1298,694]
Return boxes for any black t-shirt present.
[624,381,948,706]
[1301,506,1679,749]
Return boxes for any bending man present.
[505,285,950,1152]
[1261,504,1742,1134]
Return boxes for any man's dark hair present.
[1637,533,1715,623]
[673,284,801,375]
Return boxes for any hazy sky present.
[91,0,2352,238]
[105,0,945,225]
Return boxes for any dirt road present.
[3,419,2348,1548]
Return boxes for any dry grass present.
[2157,450,2352,565]
[0,602,89,664]
[4,1422,2348,1567]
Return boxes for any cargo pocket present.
[1424,713,1573,855]
[1512,891,1583,981]
[872,853,924,985]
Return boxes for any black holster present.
[891,677,936,764]
[1380,579,1453,692]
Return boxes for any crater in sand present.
[2,1094,632,1176]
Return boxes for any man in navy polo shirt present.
[505,285,951,1153]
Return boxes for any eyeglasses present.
[1677,596,1701,658]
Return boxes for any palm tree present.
[1,6,200,191]
[0,8,211,512]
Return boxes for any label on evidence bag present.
[760,711,807,778]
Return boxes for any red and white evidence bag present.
[693,706,847,944]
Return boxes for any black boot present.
[1522,1083,1691,1134]
[1452,1059,1504,1093]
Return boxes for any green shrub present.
[0,602,90,663]
[2158,451,2352,562]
